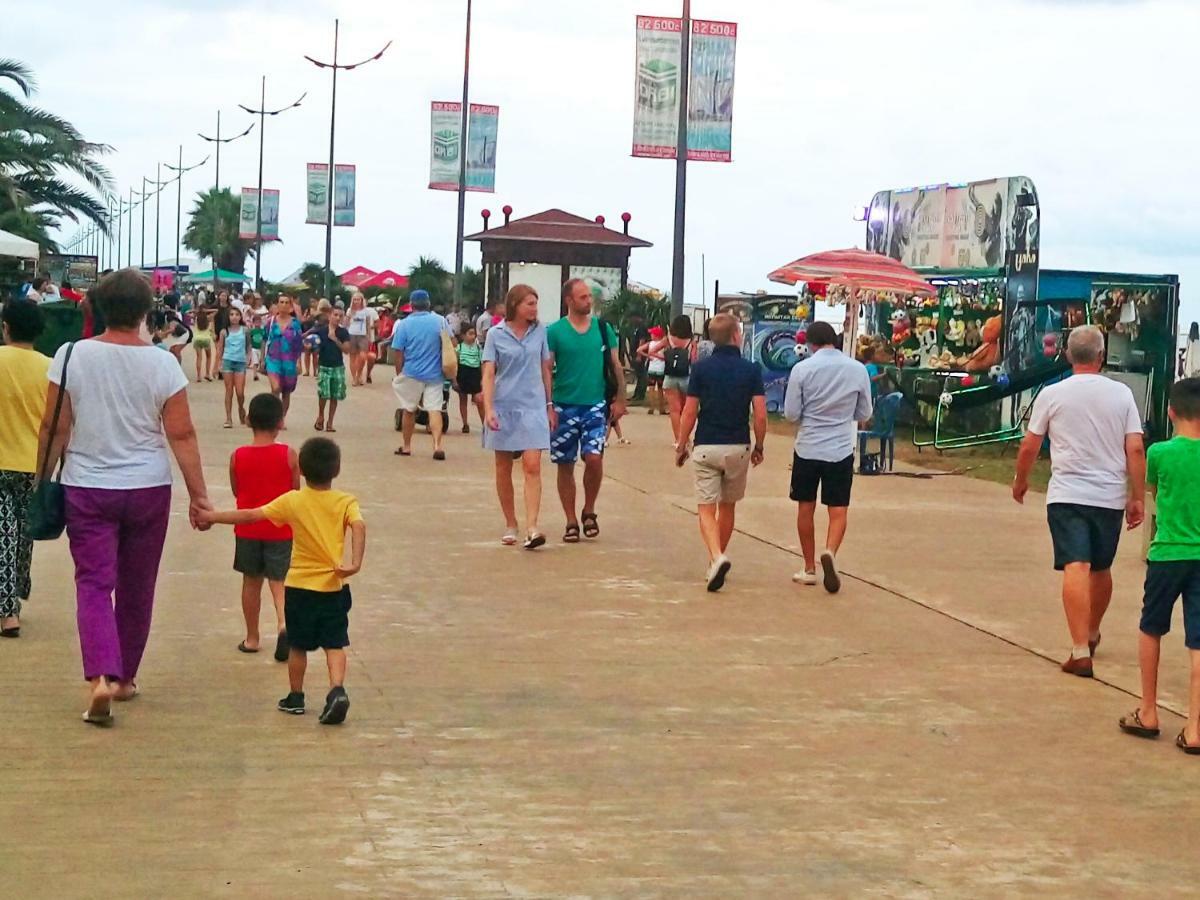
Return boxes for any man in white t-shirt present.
[1013,325,1146,678]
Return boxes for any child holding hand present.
[201,437,366,725]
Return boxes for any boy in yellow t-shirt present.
[202,437,366,724]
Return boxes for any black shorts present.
[455,364,482,396]
[284,586,352,651]
[790,454,854,507]
[1140,560,1200,649]
[1046,503,1124,571]
[233,537,292,582]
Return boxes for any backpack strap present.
[38,341,75,483]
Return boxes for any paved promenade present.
[5,366,1200,898]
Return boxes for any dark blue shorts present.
[1046,503,1124,572]
[1140,560,1200,649]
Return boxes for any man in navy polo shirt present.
[674,313,767,592]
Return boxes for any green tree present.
[600,287,670,335]
[0,59,112,248]
[407,255,451,307]
[460,264,484,310]
[182,188,256,276]
[298,262,343,301]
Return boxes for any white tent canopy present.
[0,228,39,260]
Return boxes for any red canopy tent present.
[339,265,378,287]
[358,269,409,290]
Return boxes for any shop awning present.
[0,228,40,260]
[181,269,251,284]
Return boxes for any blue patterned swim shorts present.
[550,403,608,464]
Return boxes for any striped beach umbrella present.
[767,248,936,298]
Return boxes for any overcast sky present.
[13,0,1199,325]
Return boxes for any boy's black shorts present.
[1046,503,1124,571]
[790,454,854,507]
[284,586,352,651]
[1140,560,1200,650]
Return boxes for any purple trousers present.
[65,485,171,681]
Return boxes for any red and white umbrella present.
[767,248,935,297]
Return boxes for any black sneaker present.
[319,686,350,725]
[277,691,305,715]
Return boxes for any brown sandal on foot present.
[1118,710,1160,738]
[1176,730,1200,755]
[563,523,581,544]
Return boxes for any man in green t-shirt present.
[546,278,627,544]
[1119,377,1200,750]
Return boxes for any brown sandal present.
[1176,730,1200,755]
[563,523,581,544]
[1118,710,1160,738]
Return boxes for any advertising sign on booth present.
[633,16,737,161]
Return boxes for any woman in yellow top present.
[0,301,50,638]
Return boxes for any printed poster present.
[306,163,328,224]
[429,101,463,191]
[632,16,737,162]
[239,187,279,241]
[334,164,356,226]
[466,104,498,193]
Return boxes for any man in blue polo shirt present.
[674,313,767,592]
[391,289,450,460]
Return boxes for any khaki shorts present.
[393,374,444,413]
[692,444,752,504]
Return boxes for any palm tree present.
[407,255,452,307]
[182,188,255,275]
[0,59,113,248]
[601,287,670,335]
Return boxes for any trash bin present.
[32,301,83,358]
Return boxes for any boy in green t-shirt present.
[249,314,266,381]
[1119,377,1200,753]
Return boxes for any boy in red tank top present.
[231,394,300,660]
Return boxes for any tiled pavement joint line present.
[605,472,1186,722]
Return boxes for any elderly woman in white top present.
[40,268,211,727]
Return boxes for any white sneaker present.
[819,550,841,594]
[706,555,732,592]
[792,570,818,586]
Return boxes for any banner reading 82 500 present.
[632,15,737,162]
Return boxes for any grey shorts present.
[692,444,752,504]
[233,537,292,581]
[349,335,372,353]
[663,375,690,393]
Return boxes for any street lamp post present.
[165,145,210,289]
[453,0,472,308]
[240,77,306,291]
[304,20,391,299]
[198,109,255,193]
[670,0,692,320]
[127,186,134,269]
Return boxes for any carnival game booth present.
[849,176,1179,448]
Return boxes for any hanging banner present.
[306,163,328,225]
[466,104,498,193]
[429,101,463,191]
[632,16,737,162]
[239,187,279,241]
[334,164,356,226]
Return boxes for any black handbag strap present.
[37,341,74,483]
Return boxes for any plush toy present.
[1043,333,1059,358]
[890,309,911,345]
[964,320,982,349]
[918,329,940,367]
[946,318,966,345]
[963,315,1003,372]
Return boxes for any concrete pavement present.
[4,364,1200,898]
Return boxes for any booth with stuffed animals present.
[854,176,1180,447]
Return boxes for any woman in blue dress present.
[481,284,554,550]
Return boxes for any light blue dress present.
[481,321,551,452]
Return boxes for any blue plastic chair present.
[858,392,902,473]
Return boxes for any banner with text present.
[429,101,463,191]
[430,102,499,191]
[306,164,328,224]
[466,104,498,193]
[239,187,280,241]
[632,16,737,161]
[306,164,356,225]
[334,164,356,225]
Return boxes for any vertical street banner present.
[429,101,463,191]
[632,16,683,158]
[466,104,499,193]
[632,16,737,162]
[239,187,280,241]
[306,163,328,225]
[334,164,356,226]
[686,19,737,162]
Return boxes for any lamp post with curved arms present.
[304,20,392,298]
[165,145,210,289]
[198,110,255,193]
[239,78,306,291]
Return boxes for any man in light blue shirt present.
[392,289,450,459]
[783,321,873,593]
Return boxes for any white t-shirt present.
[48,340,190,489]
[1027,373,1143,510]
[347,306,378,337]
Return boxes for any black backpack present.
[663,343,691,378]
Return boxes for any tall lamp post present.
[669,0,692,320]
[198,110,255,193]
[165,145,210,289]
[452,0,473,308]
[304,20,391,298]
[239,78,306,290]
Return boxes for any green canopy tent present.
[180,268,251,284]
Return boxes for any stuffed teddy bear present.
[963,315,1003,372]
[890,309,912,345]
[964,320,981,349]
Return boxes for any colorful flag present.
[632,16,737,162]
[239,187,279,241]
